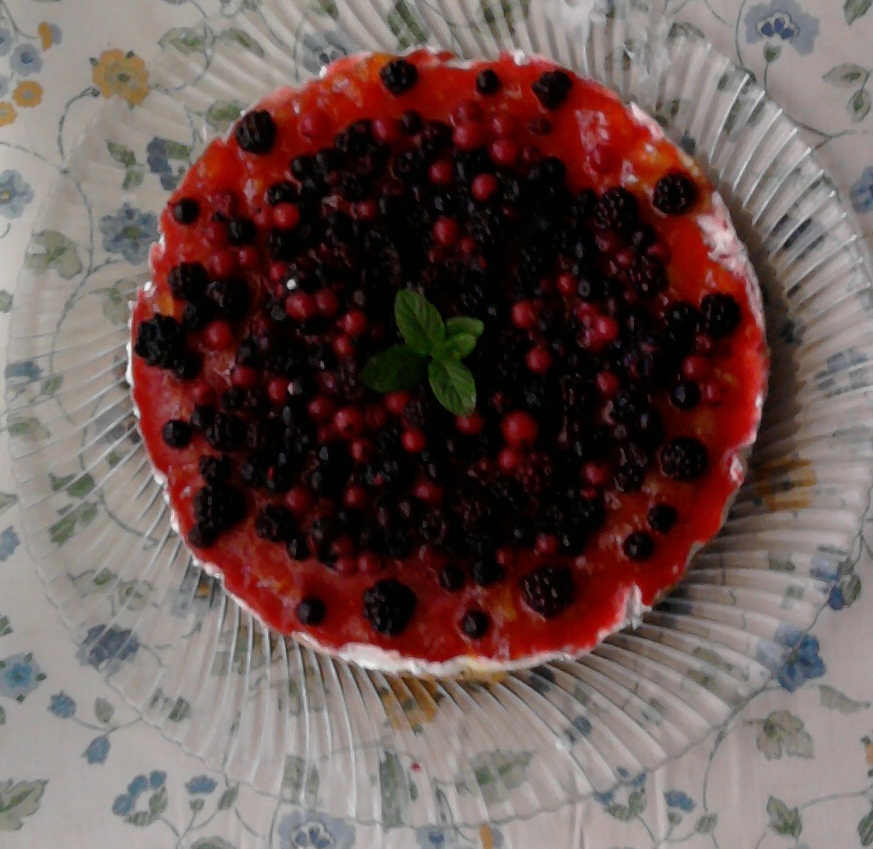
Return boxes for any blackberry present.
[614,463,646,493]
[192,483,246,532]
[206,278,249,320]
[623,531,654,560]
[635,409,665,449]
[199,454,232,484]
[266,228,302,261]
[475,68,501,95]
[296,597,326,625]
[471,555,505,587]
[531,70,573,109]
[400,109,423,134]
[235,109,277,154]
[162,419,192,449]
[380,59,419,95]
[227,216,256,246]
[594,187,639,231]
[670,381,700,410]
[384,528,414,558]
[660,437,709,480]
[188,522,217,548]
[181,301,213,331]
[528,156,567,187]
[266,181,298,205]
[168,262,208,302]
[204,412,245,451]
[172,198,199,225]
[362,579,417,636]
[255,504,296,542]
[701,293,741,338]
[172,351,202,381]
[286,532,311,560]
[611,388,650,424]
[573,270,604,300]
[648,503,678,533]
[653,172,698,215]
[190,404,215,432]
[134,314,185,369]
[461,610,490,639]
[630,255,668,298]
[438,564,465,592]
[521,565,575,618]
[570,423,613,460]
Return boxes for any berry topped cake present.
[129,49,767,675]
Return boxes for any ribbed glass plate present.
[6,0,873,829]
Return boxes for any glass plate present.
[7,0,873,829]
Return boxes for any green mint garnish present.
[362,289,484,416]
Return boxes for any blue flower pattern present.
[744,0,820,55]
[185,775,217,794]
[276,811,356,849]
[851,167,873,214]
[10,44,42,76]
[48,691,77,717]
[0,170,34,219]
[0,28,12,58]
[84,735,111,764]
[98,204,157,264]
[77,624,139,670]
[0,526,20,561]
[0,652,44,701]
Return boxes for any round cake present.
[129,49,768,675]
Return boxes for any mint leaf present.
[446,316,484,338]
[436,333,477,360]
[362,346,426,392]
[395,290,444,355]
[428,359,476,416]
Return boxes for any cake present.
[129,49,768,675]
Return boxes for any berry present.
[623,531,654,560]
[701,293,741,337]
[297,597,326,625]
[433,216,460,246]
[461,609,490,639]
[203,320,233,350]
[660,437,709,480]
[172,198,199,225]
[439,564,465,591]
[162,419,192,448]
[595,187,638,230]
[380,59,419,95]
[531,70,573,109]
[273,203,300,229]
[134,315,185,369]
[653,172,698,214]
[362,579,417,635]
[235,109,277,154]
[255,505,296,542]
[502,411,538,447]
[526,346,553,374]
[471,173,498,201]
[521,565,574,618]
[648,503,678,533]
[475,68,501,95]
[471,556,505,587]
[511,301,538,330]
[227,216,255,246]
[670,381,701,410]
[334,407,365,439]
[199,454,232,483]
[402,429,427,453]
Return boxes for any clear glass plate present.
[7,0,873,829]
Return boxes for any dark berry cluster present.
[137,66,744,639]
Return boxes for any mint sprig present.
[362,290,484,416]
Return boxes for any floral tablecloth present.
[0,0,872,847]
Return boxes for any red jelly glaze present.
[130,51,767,669]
